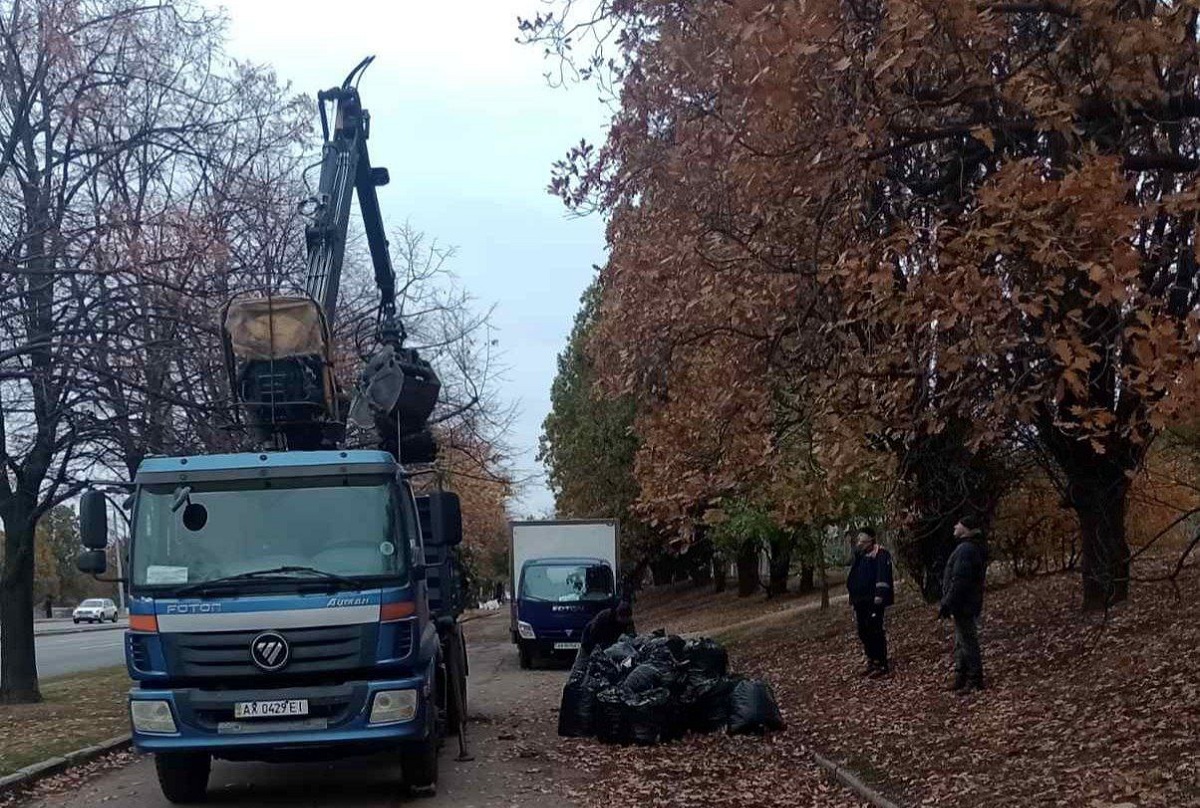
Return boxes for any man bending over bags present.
[580,599,635,655]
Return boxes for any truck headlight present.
[517,621,536,640]
[130,700,177,734]
[369,689,418,725]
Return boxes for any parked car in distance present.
[72,598,119,624]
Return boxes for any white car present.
[72,598,119,624]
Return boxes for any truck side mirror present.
[80,490,108,550]
[77,549,108,575]
[427,491,462,547]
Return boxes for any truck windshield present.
[131,475,406,590]
[520,563,614,602]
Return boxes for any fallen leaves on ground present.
[0,750,135,808]
[622,556,1200,807]
[549,731,867,808]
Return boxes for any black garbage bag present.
[557,678,596,737]
[623,687,671,745]
[623,663,665,694]
[660,693,691,742]
[567,649,590,682]
[638,639,686,670]
[595,687,628,744]
[682,638,728,677]
[604,640,638,668]
[584,649,622,685]
[726,679,786,735]
[687,675,742,733]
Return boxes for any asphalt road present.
[18,613,576,808]
[20,628,128,679]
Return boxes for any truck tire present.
[401,734,439,795]
[155,752,210,804]
[518,641,533,670]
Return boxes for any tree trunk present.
[735,541,759,597]
[766,539,791,597]
[1068,470,1131,610]
[712,555,727,593]
[818,550,830,610]
[892,419,1003,603]
[799,563,815,594]
[0,518,42,703]
[649,558,675,585]
[1037,406,1138,610]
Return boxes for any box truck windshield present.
[132,475,408,589]
[520,562,614,603]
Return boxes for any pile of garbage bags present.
[558,631,785,745]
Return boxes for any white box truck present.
[509,520,619,669]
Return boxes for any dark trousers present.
[953,613,983,682]
[853,602,888,668]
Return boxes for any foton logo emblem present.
[250,632,289,672]
[327,596,370,608]
[166,603,222,614]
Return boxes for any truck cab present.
[77,450,467,803]
[513,557,617,667]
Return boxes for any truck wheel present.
[401,735,439,795]
[518,641,533,670]
[155,752,210,804]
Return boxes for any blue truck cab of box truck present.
[76,450,468,803]
[508,520,620,669]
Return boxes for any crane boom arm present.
[303,56,399,340]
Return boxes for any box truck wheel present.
[518,640,533,670]
[401,733,439,795]
[155,752,210,804]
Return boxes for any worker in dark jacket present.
[939,516,989,692]
[846,527,894,677]
[580,600,635,654]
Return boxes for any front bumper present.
[130,676,430,757]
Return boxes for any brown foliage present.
[529,0,1200,608]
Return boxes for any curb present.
[35,623,127,638]
[0,735,131,797]
[812,750,902,808]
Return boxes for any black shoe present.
[946,674,968,692]
[868,665,890,678]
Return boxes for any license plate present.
[554,642,581,651]
[233,699,309,719]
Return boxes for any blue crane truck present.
[77,452,468,802]
[77,60,470,802]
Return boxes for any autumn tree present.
[525,0,1200,612]
[539,278,660,574]
[0,0,254,703]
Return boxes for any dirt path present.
[12,613,576,808]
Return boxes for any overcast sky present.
[206,1,609,516]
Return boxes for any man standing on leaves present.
[939,516,988,692]
[847,527,894,677]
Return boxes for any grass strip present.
[0,666,130,778]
